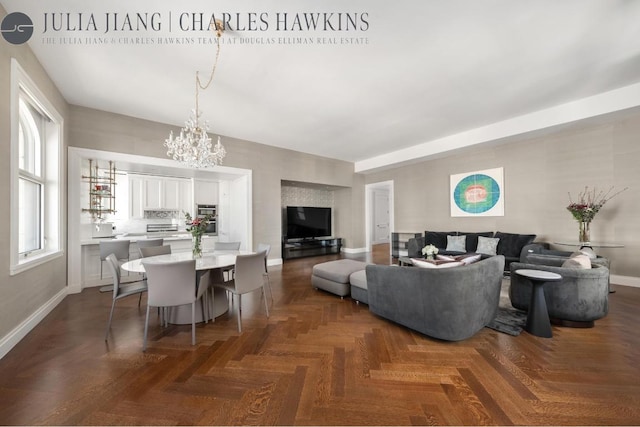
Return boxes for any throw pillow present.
[446,235,466,252]
[459,253,482,265]
[476,236,499,256]
[436,254,456,261]
[562,254,591,269]
[411,259,463,269]
[579,247,597,259]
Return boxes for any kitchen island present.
[80,233,219,287]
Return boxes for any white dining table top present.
[121,250,255,273]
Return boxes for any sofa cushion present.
[494,232,536,258]
[424,231,456,249]
[446,235,466,252]
[476,236,500,256]
[412,258,463,269]
[457,231,494,252]
[349,269,368,289]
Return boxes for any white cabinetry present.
[129,174,193,218]
[193,179,219,205]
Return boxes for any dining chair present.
[256,243,273,302]
[214,241,241,250]
[104,253,148,341]
[139,245,172,312]
[139,245,172,258]
[99,240,131,292]
[142,259,206,350]
[213,252,269,333]
[136,238,164,257]
[214,241,241,280]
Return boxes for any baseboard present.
[0,287,68,360]
[268,258,283,267]
[611,275,640,288]
[342,247,367,254]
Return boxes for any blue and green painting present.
[453,174,500,214]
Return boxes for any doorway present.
[365,181,394,255]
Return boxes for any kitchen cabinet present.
[193,179,219,205]
[129,174,192,218]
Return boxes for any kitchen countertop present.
[80,233,217,246]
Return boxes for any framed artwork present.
[450,167,504,217]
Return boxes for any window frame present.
[10,58,64,275]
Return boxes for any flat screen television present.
[286,206,332,239]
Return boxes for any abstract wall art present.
[450,167,504,217]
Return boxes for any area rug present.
[485,278,528,336]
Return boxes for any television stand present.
[282,237,342,260]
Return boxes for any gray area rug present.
[485,278,528,336]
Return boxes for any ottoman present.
[349,269,368,304]
[311,259,368,298]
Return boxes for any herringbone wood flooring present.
[1,244,639,425]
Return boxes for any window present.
[10,59,63,275]
[18,97,45,255]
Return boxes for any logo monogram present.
[1,12,34,44]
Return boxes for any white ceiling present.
[4,0,640,172]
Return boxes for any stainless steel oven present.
[196,204,217,235]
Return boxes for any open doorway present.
[365,181,394,255]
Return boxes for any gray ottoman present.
[311,259,368,298]
[349,269,368,304]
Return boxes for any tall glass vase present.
[578,221,591,243]
[192,234,203,258]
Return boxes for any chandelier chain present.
[194,23,222,130]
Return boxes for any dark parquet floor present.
[1,244,640,425]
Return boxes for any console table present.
[282,237,342,260]
[553,241,624,250]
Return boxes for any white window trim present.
[10,58,64,275]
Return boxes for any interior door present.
[373,189,390,244]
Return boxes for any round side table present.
[515,269,562,338]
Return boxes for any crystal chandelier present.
[165,21,226,168]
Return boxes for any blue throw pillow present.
[446,235,466,252]
[476,236,500,256]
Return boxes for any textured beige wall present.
[0,6,69,339]
[68,105,360,256]
[364,114,640,278]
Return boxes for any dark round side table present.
[515,269,562,338]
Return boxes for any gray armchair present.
[509,258,609,327]
[366,255,505,341]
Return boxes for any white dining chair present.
[136,238,164,257]
[214,241,241,250]
[213,252,269,333]
[256,243,273,303]
[214,241,241,280]
[99,240,131,292]
[142,259,206,350]
[104,253,148,341]
[139,245,172,258]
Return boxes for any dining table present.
[121,250,254,324]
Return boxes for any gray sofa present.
[509,257,609,326]
[407,231,536,272]
[366,255,505,341]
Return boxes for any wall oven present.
[196,204,217,235]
